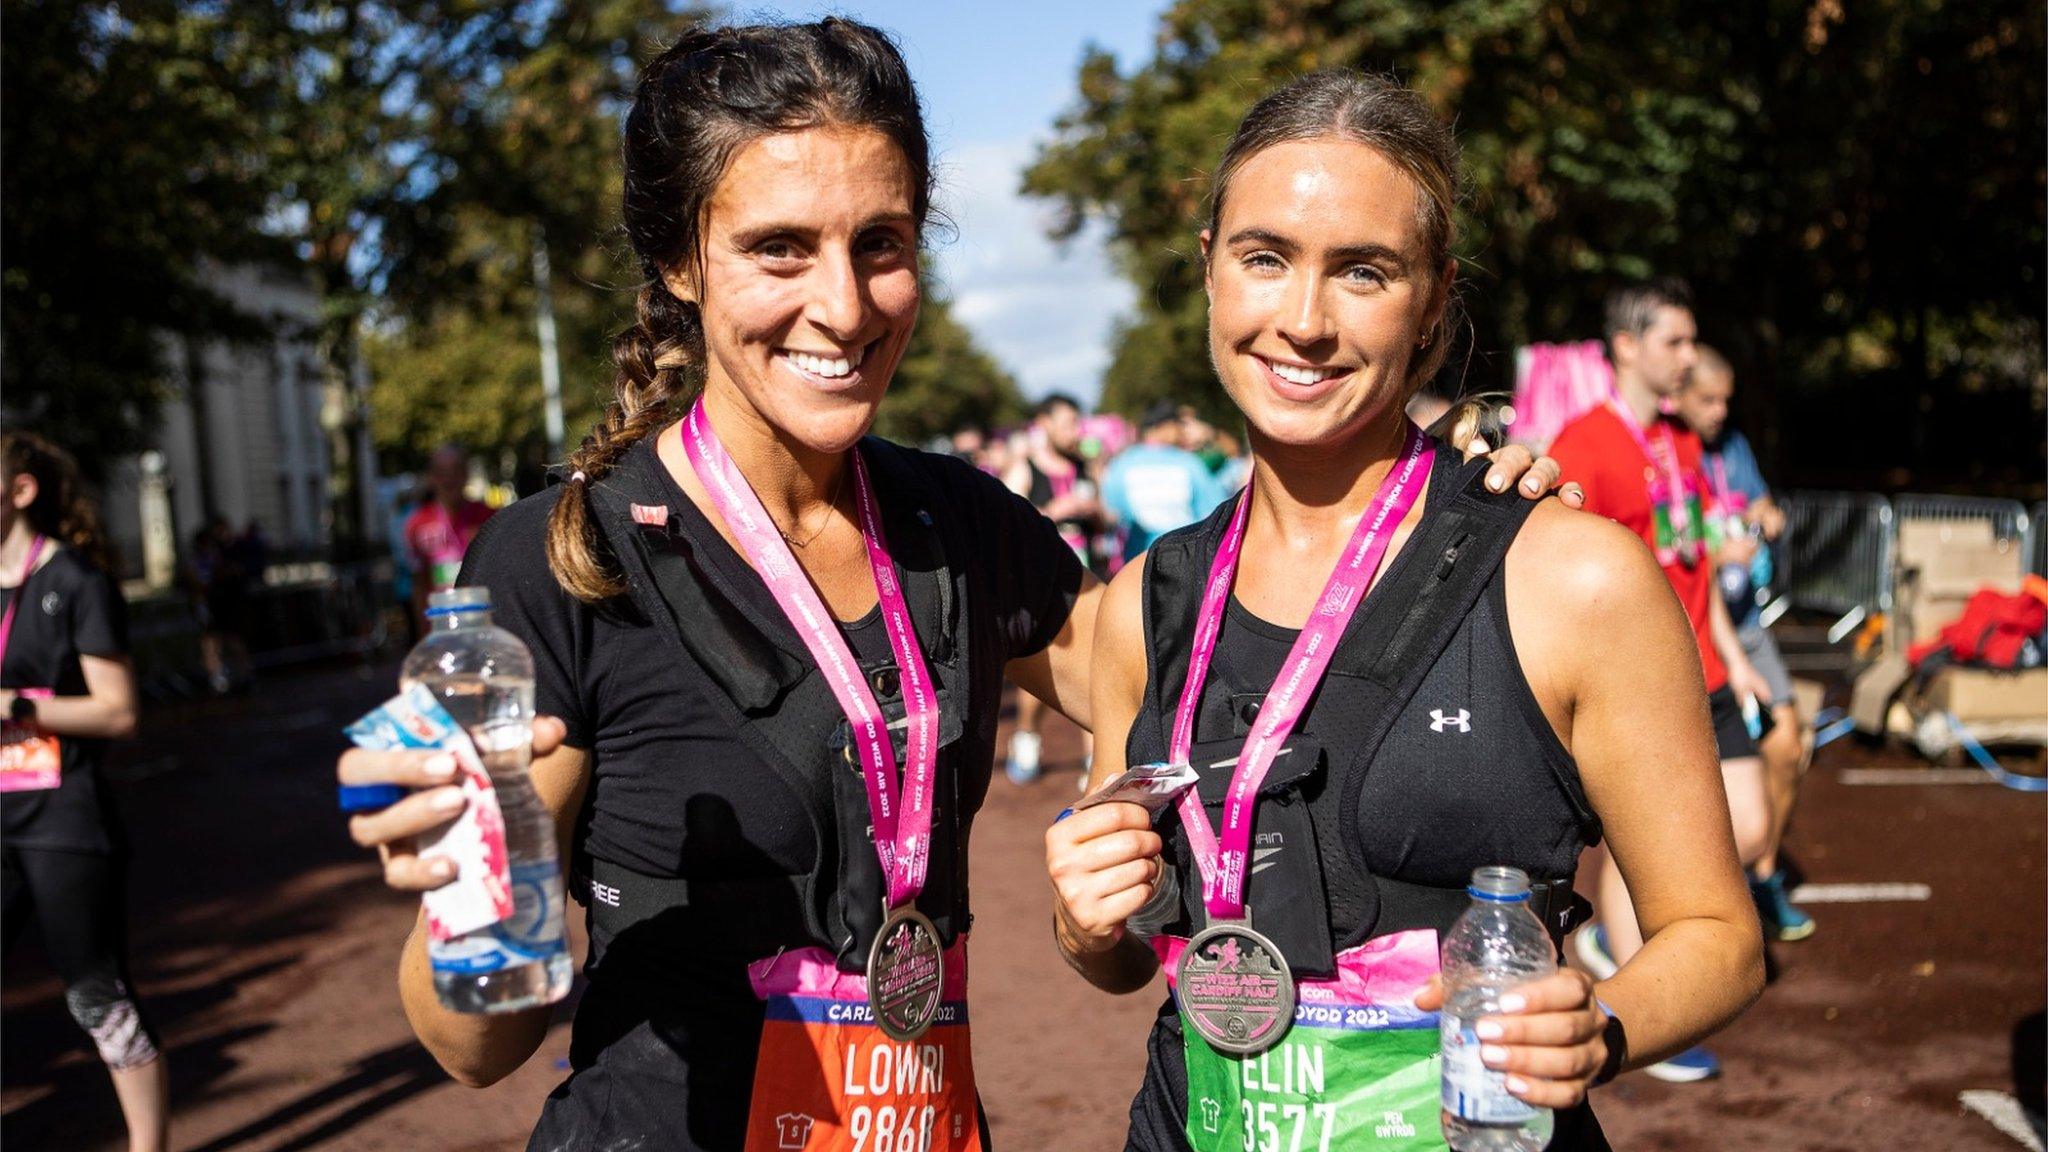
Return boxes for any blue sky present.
[741,2,1168,404]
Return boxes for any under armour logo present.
[1429,708,1471,734]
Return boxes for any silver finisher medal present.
[1175,912,1295,1055]
[867,903,945,1041]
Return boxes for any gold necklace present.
[780,468,843,550]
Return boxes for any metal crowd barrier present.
[2031,502,2047,578]
[1769,490,2041,647]
[127,559,401,699]
[1891,494,2032,551]
[1771,491,1894,629]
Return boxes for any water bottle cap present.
[426,586,492,617]
[1467,865,1532,903]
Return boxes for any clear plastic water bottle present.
[402,586,571,1014]
[1441,866,1557,1151]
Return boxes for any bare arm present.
[1706,578,1770,705]
[1507,504,1765,1070]
[1044,556,1163,994]
[342,719,589,1087]
[2,654,138,739]
[1004,569,1102,732]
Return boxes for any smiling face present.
[668,125,922,454]
[1203,137,1449,453]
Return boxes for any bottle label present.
[1440,1016,1536,1125]
[430,860,566,976]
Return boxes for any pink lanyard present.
[681,401,940,910]
[0,535,48,676]
[1708,455,1740,517]
[424,502,467,562]
[1606,397,1687,500]
[1168,427,1433,922]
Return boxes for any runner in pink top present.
[402,444,495,628]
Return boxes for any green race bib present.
[1159,928,1448,1152]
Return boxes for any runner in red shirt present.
[1546,278,1772,1085]
[403,444,495,629]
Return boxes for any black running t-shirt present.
[0,547,130,854]
[459,434,1083,1151]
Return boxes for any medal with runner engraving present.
[1176,913,1296,1055]
[1165,425,1435,1058]
[868,902,946,1041]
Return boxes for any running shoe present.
[1005,731,1042,785]
[1572,925,1618,980]
[1751,872,1817,942]
[1643,1046,1722,1083]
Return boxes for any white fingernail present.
[1500,993,1528,1012]
[424,753,458,779]
[1487,473,1506,492]
[433,789,466,812]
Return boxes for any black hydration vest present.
[580,436,976,973]
[1125,444,1598,971]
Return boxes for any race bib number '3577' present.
[746,941,982,1152]
[1159,928,1446,1152]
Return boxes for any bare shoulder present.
[1505,499,1672,625]
[1096,551,1148,668]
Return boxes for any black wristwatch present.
[1592,1000,1628,1086]
[9,695,36,725]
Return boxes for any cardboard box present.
[1894,519,2027,647]
[1923,666,2048,723]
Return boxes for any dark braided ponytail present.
[547,18,933,602]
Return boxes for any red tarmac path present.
[3,659,2041,1150]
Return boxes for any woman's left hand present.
[1464,439,1585,510]
[1414,967,1608,1108]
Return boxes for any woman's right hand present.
[1046,801,1163,955]
[339,716,569,891]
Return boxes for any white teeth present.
[1266,359,1341,386]
[786,348,863,379]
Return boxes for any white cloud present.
[929,138,1133,408]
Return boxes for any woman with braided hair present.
[334,20,1565,1150]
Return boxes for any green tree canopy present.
[1025,0,2045,492]
[1,0,283,474]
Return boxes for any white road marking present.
[1841,768,1995,786]
[1959,1090,2045,1151]
[1787,882,1931,903]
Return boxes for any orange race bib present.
[745,940,982,1152]
[0,690,60,792]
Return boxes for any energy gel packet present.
[345,683,513,940]
[1071,760,1202,819]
